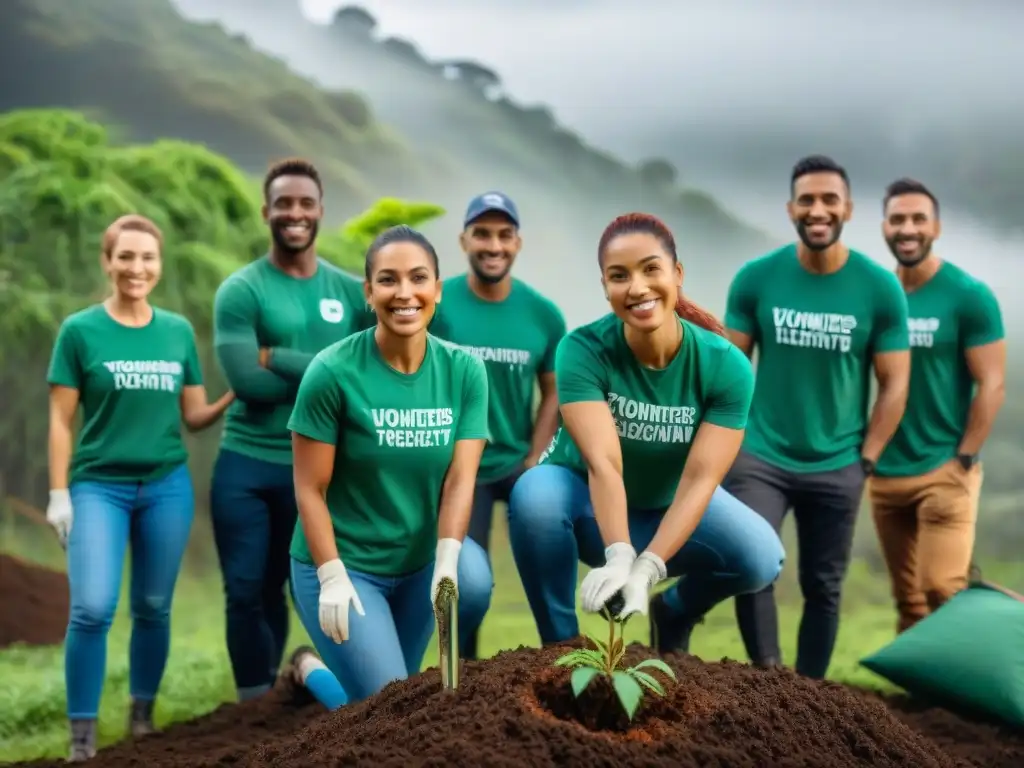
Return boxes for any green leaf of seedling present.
[586,634,609,656]
[633,658,677,680]
[571,666,602,698]
[554,649,605,668]
[612,670,644,721]
[627,669,665,697]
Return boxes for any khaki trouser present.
[868,460,982,633]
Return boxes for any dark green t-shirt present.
[429,274,566,482]
[47,304,202,484]
[213,256,372,465]
[724,244,910,473]
[540,313,754,510]
[288,329,490,576]
[876,261,1004,477]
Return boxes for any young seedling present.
[553,599,677,722]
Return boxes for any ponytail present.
[598,213,726,337]
[675,294,725,336]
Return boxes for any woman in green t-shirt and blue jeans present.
[46,215,234,762]
[508,213,786,652]
[286,225,493,707]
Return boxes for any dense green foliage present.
[0,0,430,219]
[0,108,444,507]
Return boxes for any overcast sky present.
[300,0,1023,156]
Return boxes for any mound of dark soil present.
[866,691,1024,768]
[0,553,69,649]
[18,640,1024,767]
[245,641,961,768]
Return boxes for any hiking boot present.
[68,719,96,762]
[648,591,703,654]
[128,697,156,738]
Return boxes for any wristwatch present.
[957,453,979,470]
[860,457,876,476]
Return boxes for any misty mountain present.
[0,0,775,329]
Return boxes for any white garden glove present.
[617,551,668,621]
[430,538,462,606]
[317,559,365,644]
[46,489,73,549]
[580,542,637,614]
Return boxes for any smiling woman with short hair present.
[46,214,234,762]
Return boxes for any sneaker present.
[283,645,319,686]
[68,719,97,762]
[128,698,156,738]
[648,591,703,654]
[67,744,96,763]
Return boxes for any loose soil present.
[17,640,1024,767]
[0,553,69,649]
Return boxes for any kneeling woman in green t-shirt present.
[508,212,786,653]
[287,225,492,706]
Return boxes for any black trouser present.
[210,449,298,697]
[723,449,866,679]
[462,464,525,660]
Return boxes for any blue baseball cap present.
[463,191,519,228]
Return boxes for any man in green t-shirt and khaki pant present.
[428,192,567,659]
[722,156,911,680]
[870,178,1005,633]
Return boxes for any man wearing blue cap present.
[429,191,567,659]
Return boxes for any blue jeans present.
[210,449,298,699]
[65,462,194,719]
[289,538,493,707]
[507,464,785,643]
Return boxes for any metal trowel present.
[433,577,459,691]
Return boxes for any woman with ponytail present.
[507,213,785,653]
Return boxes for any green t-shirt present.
[724,244,910,473]
[429,274,566,482]
[540,313,754,510]
[46,304,202,484]
[213,256,372,465]
[287,329,490,576]
[876,261,1004,477]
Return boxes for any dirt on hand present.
[0,553,69,650]
[18,638,1023,768]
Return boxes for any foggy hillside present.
[169,0,1024,330]
[0,0,780,328]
